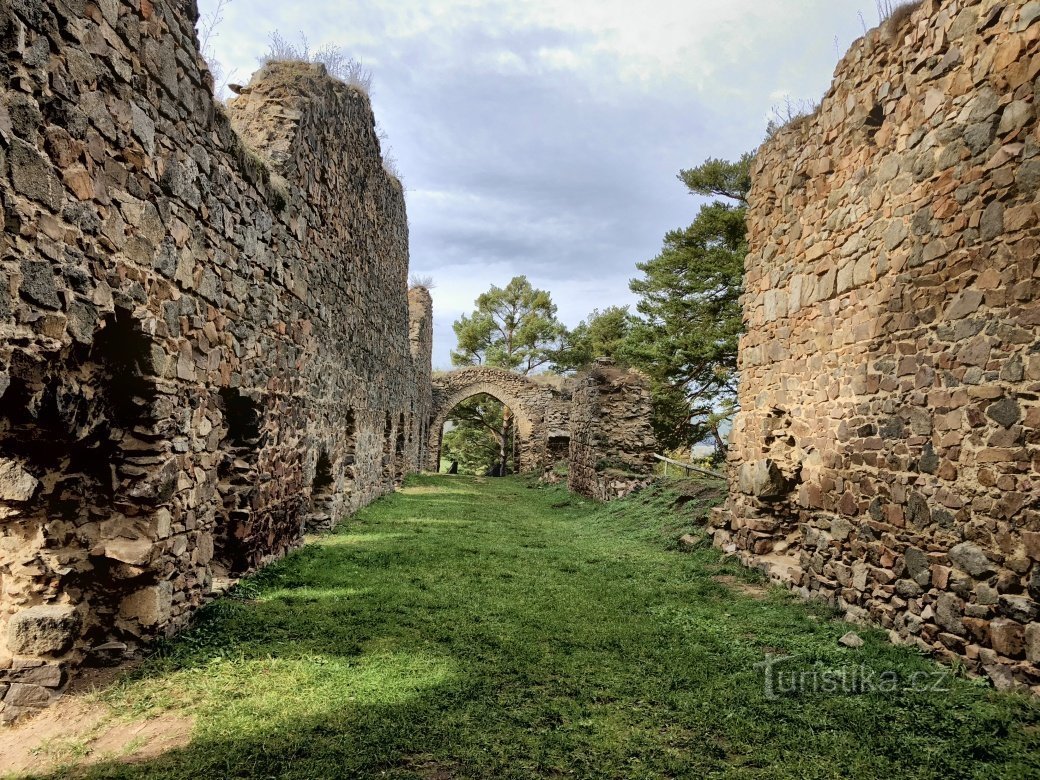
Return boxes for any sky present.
[197,0,893,369]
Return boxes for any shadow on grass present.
[18,475,1040,780]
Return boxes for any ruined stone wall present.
[568,360,657,500]
[427,366,561,473]
[712,0,1040,690]
[0,0,429,721]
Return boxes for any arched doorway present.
[437,392,523,475]
[426,367,561,474]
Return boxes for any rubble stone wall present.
[712,0,1040,690]
[568,360,657,501]
[427,366,561,473]
[0,0,429,721]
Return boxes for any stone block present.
[0,459,38,502]
[119,582,173,627]
[990,619,1026,658]
[6,606,81,656]
[737,459,789,499]
[948,542,995,579]
[2,662,63,687]
[3,683,52,708]
[1026,623,1040,664]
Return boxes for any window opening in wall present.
[214,388,263,576]
[394,412,407,483]
[342,408,357,493]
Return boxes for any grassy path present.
[16,476,1040,779]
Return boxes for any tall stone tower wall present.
[712,0,1040,690]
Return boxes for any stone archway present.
[427,367,560,474]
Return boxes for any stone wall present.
[568,360,657,500]
[712,0,1040,691]
[0,0,430,721]
[427,366,563,473]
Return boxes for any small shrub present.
[409,275,435,290]
[260,32,372,93]
[882,0,922,38]
[765,96,819,140]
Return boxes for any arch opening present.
[427,367,558,475]
[436,392,529,476]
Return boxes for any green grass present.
[26,476,1040,779]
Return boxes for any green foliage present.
[677,153,754,202]
[441,395,510,474]
[61,475,1040,779]
[451,275,566,373]
[551,305,640,373]
[628,154,751,452]
[448,276,564,473]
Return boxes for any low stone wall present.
[713,0,1040,691]
[568,360,657,500]
[0,0,430,721]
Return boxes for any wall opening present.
[438,393,517,476]
[548,434,570,462]
[0,307,161,656]
[306,446,336,531]
[343,408,357,495]
[382,412,393,482]
[393,412,406,483]
[214,388,263,576]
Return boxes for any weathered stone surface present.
[0,459,38,502]
[903,547,931,587]
[568,360,657,501]
[990,620,1026,658]
[19,260,62,309]
[738,460,789,499]
[1000,596,1039,624]
[2,663,63,687]
[118,583,172,627]
[3,683,52,708]
[6,606,81,656]
[712,1,1040,690]
[9,139,62,210]
[1026,623,1040,664]
[949,542,996,579]
[838,631,864,648]
[0,0,434,722]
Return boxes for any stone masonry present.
[711,0,1040,690]
[427,366,567,473]
[0,0,431,721]
[428,363,656,498]
[568,359,657,501]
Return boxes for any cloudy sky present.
[198,0,890,369]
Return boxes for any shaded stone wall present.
[712,0,1040,690]
[568,360,657,500]
[0,0,429,721]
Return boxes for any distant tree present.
[452,276,566,373]
[551,306,639,373]
[450,276,565,472]
[442,395,507,474]
[628,154,751,457]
